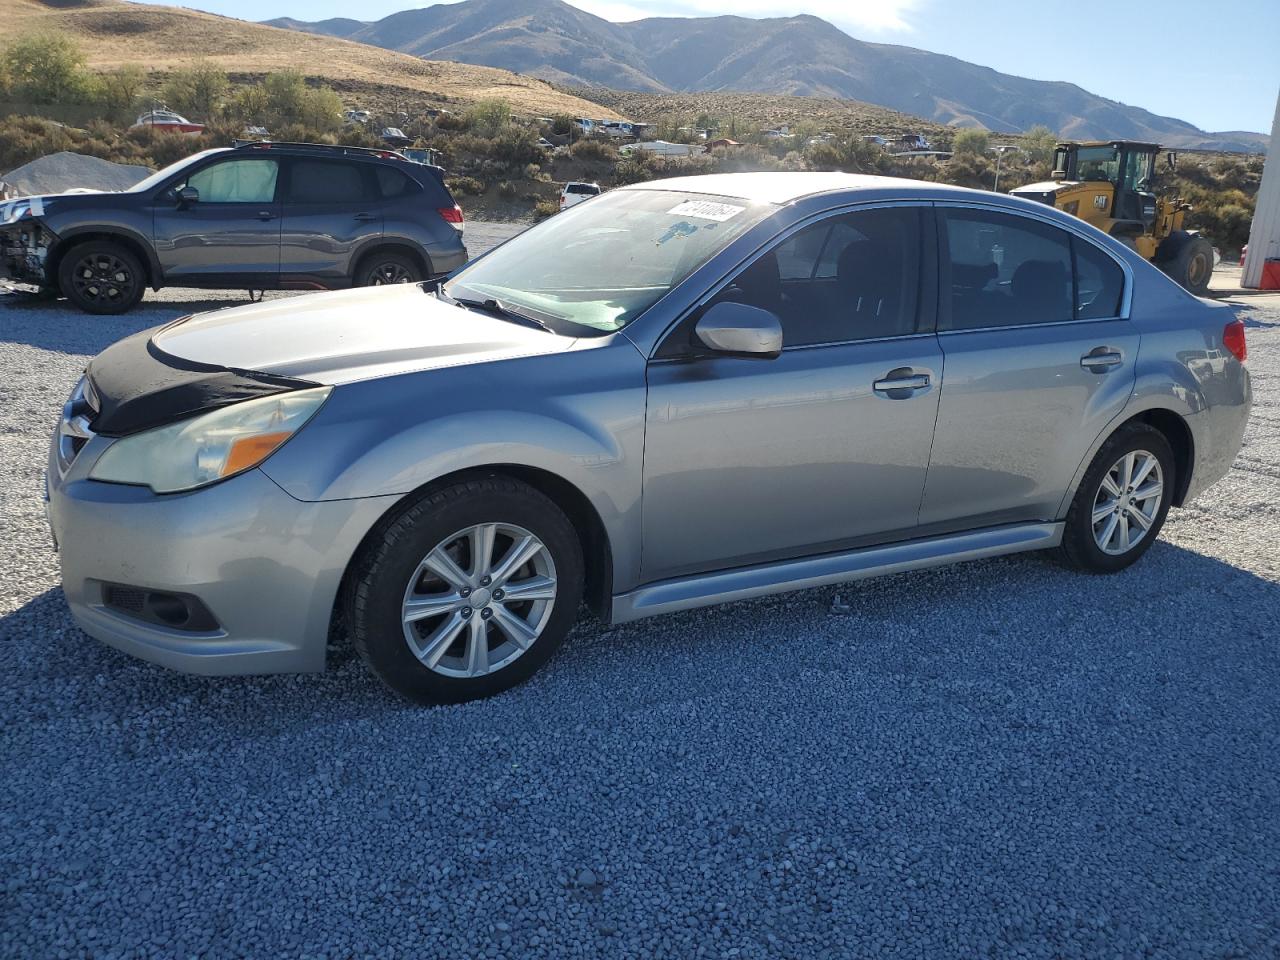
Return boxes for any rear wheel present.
[1160,235,1214,296]
[58,241,145,314]
[356,251,424,287]
[1059,424,1175,573]
[349,478,583,704]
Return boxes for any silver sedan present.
[46,173,1251,703]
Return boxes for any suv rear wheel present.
[58,241,145,315]
[349,477,584,704]
[356,251,424,287]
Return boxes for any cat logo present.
[1094,194,1108,209]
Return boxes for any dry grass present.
[3,0,621,119]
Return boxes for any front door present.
[919,206,1138,529]
[641,205,942,582]
[151,156,282,281]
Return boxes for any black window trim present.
[932,200,1132,336]
[652,199,939,361]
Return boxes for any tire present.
[1160,235,1214,296]
[1059,424,1175,574]
[348,477,584,704]
[355,251,424,287]
[57,241,145,315]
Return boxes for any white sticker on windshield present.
[667,200,746,222]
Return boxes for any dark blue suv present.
[0,141,468,314]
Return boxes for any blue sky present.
[136,0,1279,133]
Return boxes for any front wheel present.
[1059,424,1175,573]
[58,241,145,314]
[349,478,584,704]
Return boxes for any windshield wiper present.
[448,293,553,333]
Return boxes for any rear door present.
[151,156,281,280]
[279,157,382,283]
[919,205,1136,529]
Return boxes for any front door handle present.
[873,371,931,397]
[255,210,276,221]
[1081,349,1123,372]
[353,212,378,222]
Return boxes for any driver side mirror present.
[694,301,783,360]
[176,185,199,209]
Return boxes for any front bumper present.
[48,440,398,675]
[0,221,54,285]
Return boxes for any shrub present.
[497,180,517,199]
[161,61,228,122]
[466,98,511,136]
[569,138,616,162]
[97,65,148,124]
[953,129,990,156]
[447,176,485,196]
[533,200,559,220]
[2,33,97,105]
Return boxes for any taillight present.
[437,205,463,229]
[1223,319,1247,362]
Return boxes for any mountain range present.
[266,0,1266,153]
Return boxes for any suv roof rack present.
[231,140,411,161]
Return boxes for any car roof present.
[623,171,991,206]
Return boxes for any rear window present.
[286,159,372,203]
[567,184,599,195]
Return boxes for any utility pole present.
[992,144,1016,192]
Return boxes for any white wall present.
[1243,89,1280,289]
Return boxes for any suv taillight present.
[1223,319,1247,362]
[438,205,463,230]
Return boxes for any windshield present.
[125,150,225,195]
[1074,146,1121,183]
[444,189,773,334]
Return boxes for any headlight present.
[90,387,331,493]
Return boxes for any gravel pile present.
[2,274,1278,957]
[1,151,152,198]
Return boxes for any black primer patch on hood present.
[86,320,320,437]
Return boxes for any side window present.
[1073,238,1125,319]
[184,159,278,204]
[286,160,372,204]
[710,207,922,347]
[376,166,421,199]
[941,209,1073,330]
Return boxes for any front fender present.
[260,343,648,589]
[50,219,163,288]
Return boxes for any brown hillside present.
[2,0,621,119]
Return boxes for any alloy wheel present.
[370,262,414,284]
[1091,450,1164,556]
[71,253,136,305]
[401,522,558,678]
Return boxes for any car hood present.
[152,284,577,384]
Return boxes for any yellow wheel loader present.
[1010,141,1214,295]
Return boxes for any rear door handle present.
[873,373,931,395]
[255,211,276,221]
[1080,349,1123,372]
[353,212,378,222]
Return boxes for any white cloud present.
[569,0,921,35]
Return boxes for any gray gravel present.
[2,152,153,197]
[2,260,1279,957]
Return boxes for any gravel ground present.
[2,254,1279,957]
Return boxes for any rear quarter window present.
[376,166,423,199]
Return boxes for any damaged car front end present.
[0,196,56,287]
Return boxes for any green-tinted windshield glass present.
[444,189,772,334]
